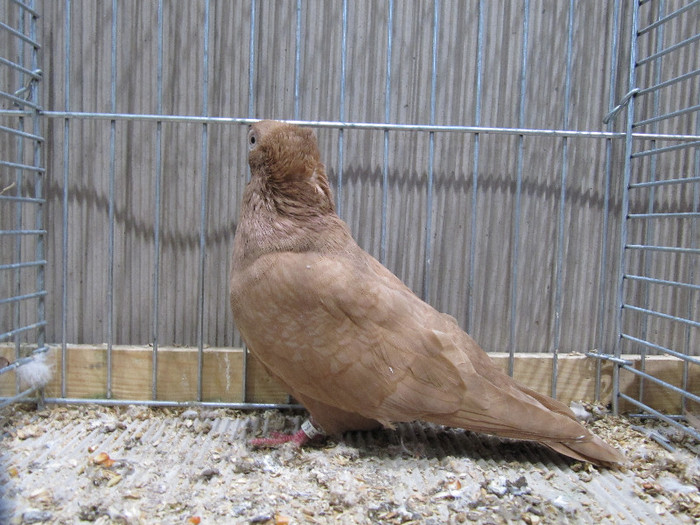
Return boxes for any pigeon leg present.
[250,418,325,448]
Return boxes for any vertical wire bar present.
[289,0,303,425]
[638,0,666,406]
[336,0,348,217]
[196,0,211,402]
[551,0,576,399]
[508,0,530,377]
[60,0,71,398]
[684,95,700,414]
[106,0,118,400]
[288,0,302,406]
[467,0,484,335]
[14,2,26,394]
[380,0,394,266]
[596,0,622,401]
[243,0,257,402]
[247,0,256,125]
[152,0,164,401]
[29,0,44,376]
[613,0,640,416]
[293,0,302,119]
[422,0,438,302]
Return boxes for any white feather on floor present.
[16,352,52,390]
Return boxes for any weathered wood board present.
[2,344,696,414]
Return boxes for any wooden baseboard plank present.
[1,344,696,413]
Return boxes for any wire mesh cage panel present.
[0,0,698,435]
[0,0,46,406]
[591,0,700,441]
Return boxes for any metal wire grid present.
[591,0,700,440]
[0,0,46,407]
[0,1,697,433]
[41,0,627,408]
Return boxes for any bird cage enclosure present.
[0,0,45,407]
[594,0,700,441]
[1,0,699,444]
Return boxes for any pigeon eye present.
[248,132,257,149]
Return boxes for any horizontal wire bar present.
[0,109,33,118]
[0,89,41,110]
[0,195,45,204]
[0,260,46,271]
[585,351,633,366]
[622,303,700,329]
[42,111,622,137]
[0,56,42,78]
[632,140,700,158]
[625,273,700,292]
[0,386,42,409]
[628,211,700,219]
[637,0,700,35]
[41,398,305,410]
[637,68,700,96]
[0,346,50,376]
[9,0,40,18]
[37,110,700,142]
[619,393,700,442]
[0,20,40,48]
[0,159,45,172]
[634,104,700,128]
[629,413,685,421]
[636,33,700,67]
[630,424,676,452]
[0,290,47,306]
[0,229,46,236]
[0,320,47,341]
[626,244,700,254]
[620,365,700,404]
[629,175,700,188]
[621,332,700,365]
[0,123,44,141]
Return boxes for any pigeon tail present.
[544,435,626,466]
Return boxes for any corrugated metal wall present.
[3,1,697,358]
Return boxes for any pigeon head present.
[247,120,335,215]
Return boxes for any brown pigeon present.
[230,120,624,465]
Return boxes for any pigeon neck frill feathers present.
[233,165,352,267]
[247,120,335,219]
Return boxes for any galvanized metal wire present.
[0,0,45,405]
[1,1,698,441]
[592,0,700,442]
